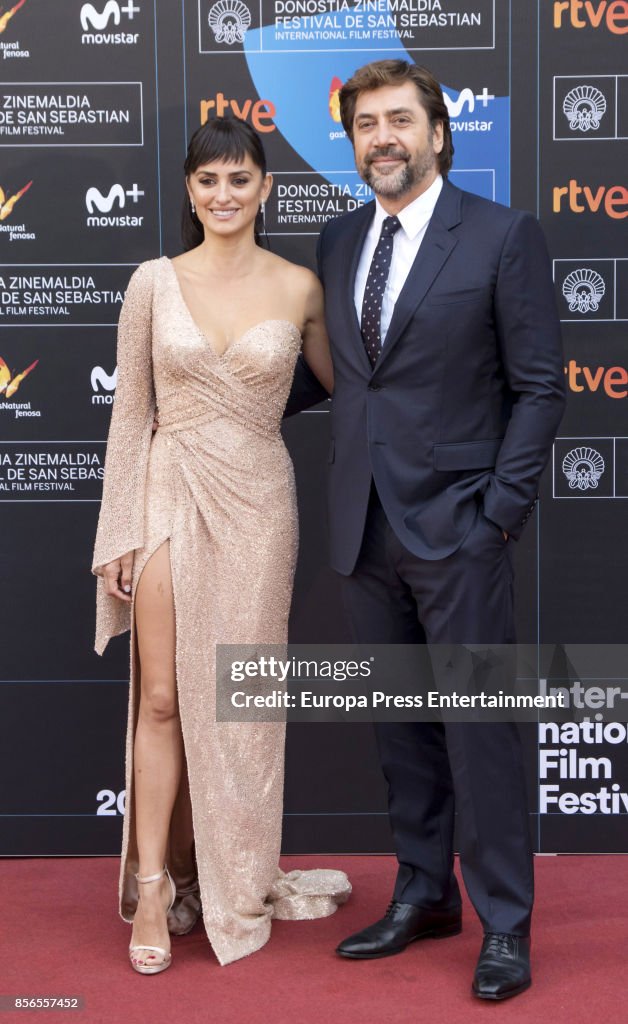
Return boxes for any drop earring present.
[190,198,196,216]
[260,200,266,230]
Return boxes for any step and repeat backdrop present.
[0,0,626,856]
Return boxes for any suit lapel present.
[329,201,375,373]
[375,180,463,372]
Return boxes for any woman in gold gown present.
[92,117,350,974]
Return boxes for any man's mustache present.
[365,148,409,166]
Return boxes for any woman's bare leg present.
[130,541,183,964]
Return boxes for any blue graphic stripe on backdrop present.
[244,14,509,205]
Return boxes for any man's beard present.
[360,145,436,199]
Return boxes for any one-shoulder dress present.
[92,257,350,966]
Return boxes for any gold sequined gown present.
[92,257,350,966]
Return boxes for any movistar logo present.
[91,365,117,405]
[85,184,145,228]
[80,1,139,30]
[444,87,494,117]
[443,87,495,135]
[80,1,140,44]
[86,185,125,213]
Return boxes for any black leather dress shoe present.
[472,933,531,1000]
[335,901,462,959]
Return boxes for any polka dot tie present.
[360,215,401,367]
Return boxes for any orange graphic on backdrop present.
[0,180,32,221]
[0,0,28,34]
[0,356,38,399]
[329,77,343,123]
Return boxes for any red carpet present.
[2,855,627,1024]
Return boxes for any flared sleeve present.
[92,260,157,655]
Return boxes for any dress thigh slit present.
[120,533,178,923]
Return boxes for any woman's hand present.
[102,551,135,602]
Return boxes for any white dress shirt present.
[354,174,444,343]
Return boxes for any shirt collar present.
[372,174,443,240]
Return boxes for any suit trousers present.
[340,484,534,936]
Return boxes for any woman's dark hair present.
[181,116,268,251]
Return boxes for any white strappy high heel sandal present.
[129,866,176,975]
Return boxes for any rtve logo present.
[553,180,628,218]
[80,1,140,45]
[565,360,628,398]
[553,1,628,32]
[85,184,145,227]
[200,93,276,132]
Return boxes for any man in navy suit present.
[288,60,565,1000]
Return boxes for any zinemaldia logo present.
[208,0,251,45]
[91,364,117,405]
[562,447,605,491]
[553,77,617,141]
[562,267,606,314]
[554,438,614,498]
[85,183,144,227]
[80,1,141,45]
[563,85,607,133]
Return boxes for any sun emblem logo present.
[0,356,38,399]
[328,77,343,123]
[562,447,605,492]
[0,179,32,221]
[562,85,607,132]
[562,268,606,314]
[0,0,28,35]
[208,0,251,45]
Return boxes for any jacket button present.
[368,384,382,392]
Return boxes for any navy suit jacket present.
[287,179,565,576]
